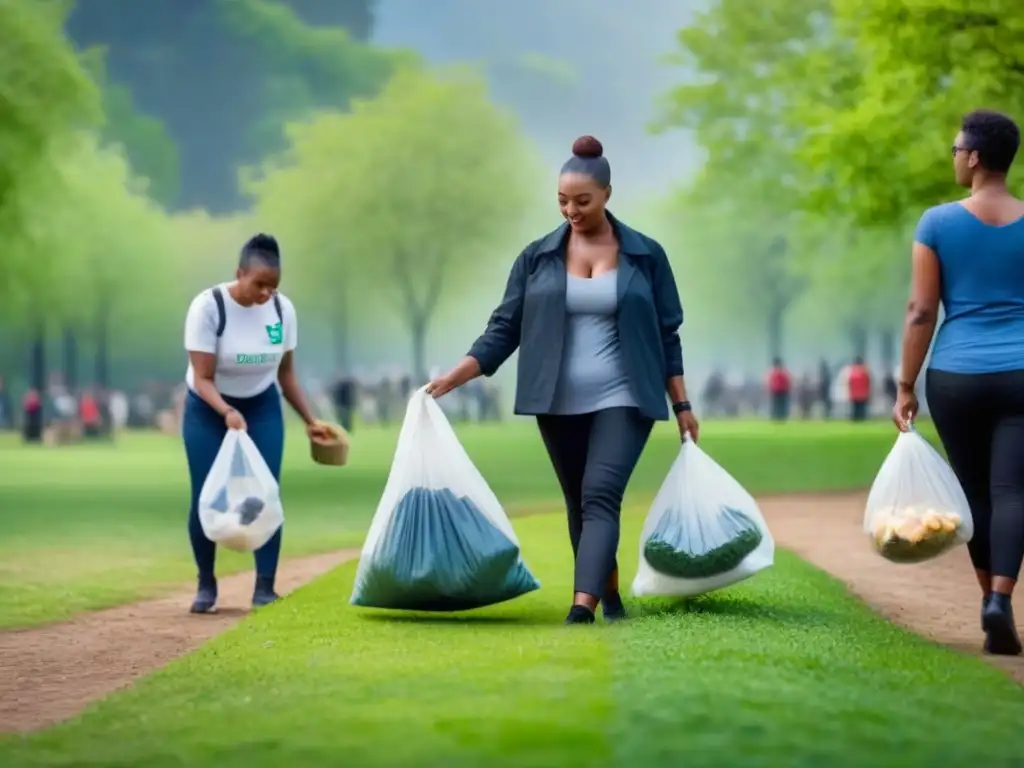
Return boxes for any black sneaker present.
[982,592,1022,656]
[252,575,280,608]
[189,578,218,614]
[601,592,628,623]
[564,605,596,625]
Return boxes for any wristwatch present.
[672,400,692,414]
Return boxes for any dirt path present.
[0,549,358,734]
[762,493,1024,683]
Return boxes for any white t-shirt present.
[184,283,298,398]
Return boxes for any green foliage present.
[799,0,1024,225]
[99,83,180,208]
[65,0,404,211]
[252,67,544,376]
[1,0,99,306]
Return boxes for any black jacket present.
[466,212,684,421]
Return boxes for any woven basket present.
[310,425,350,467]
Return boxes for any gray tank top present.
[548,269,637,415]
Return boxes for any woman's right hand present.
[225,408,247,431]
[425,372,459,399]
[892,387,918,432]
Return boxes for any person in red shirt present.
[22,388,43,443]
[847,356,872,421]
[79,390,102,438]
[766,357,792,421]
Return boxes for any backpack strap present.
[211,287,227,338]
[211,288,281,339]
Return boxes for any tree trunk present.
[878,327,896,373]
[848,324,868,360]
[30,322,46,393]
[333,301,349,369]
[410,315,428,383]
[766,304,784,363]
[63,328,79,391]
[95,304,110,389]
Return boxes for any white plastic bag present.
[198,429,284,552]
[632,440,774,598]
[864,428,973,563]
[350,387,539,610]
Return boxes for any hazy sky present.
[372,1,703,201]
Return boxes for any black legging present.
[926,369,1024,579]
[536,407,654,597]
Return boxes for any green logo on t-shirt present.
[266,322,283,345]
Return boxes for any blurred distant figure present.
[330,373,357,433]
[766,358,792,421]
[702,369,726,417]
[847,357,872,421]
[79,389,102,438]
[22,388,43,443]
[0,376,12,430]
[796,373,816,419]
[882,366,898,405]
[743,372,764,416]
[108,389,129,433]
[130,392,155,428]
[817,359,833,419]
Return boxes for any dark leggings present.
[182,387,285,582]
[536,407,654,597]
[926,369,1024,579]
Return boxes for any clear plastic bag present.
[350,387,539,611]
[632,440,774,598]
[864,428,973,563]
[198,429,284,552]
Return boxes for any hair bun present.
[571,135,603,159]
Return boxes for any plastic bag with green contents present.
[632,440,774,598]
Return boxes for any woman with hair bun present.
[428,135,698,624]
[182,233,332,614]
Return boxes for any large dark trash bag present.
[643,505,763,580]
[351,487,540,611]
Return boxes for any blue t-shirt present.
[916,202,1024,374]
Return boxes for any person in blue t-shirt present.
[893,109,1024,656]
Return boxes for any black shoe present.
[189,578,218,614]
[601,592,628,623]
[252,575,280,608]
[982,592,1022,656]
[565,605,596,625]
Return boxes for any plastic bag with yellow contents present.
[864,428,973,563]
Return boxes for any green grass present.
[4,510,1024,767]
[0,418,933,629]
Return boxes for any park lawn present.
[0,418,929,629]
[3,509,1024,767]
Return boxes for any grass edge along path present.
[5,514,1024,767]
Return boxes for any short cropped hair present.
[962,109,1021,174]
[239,233,281,269]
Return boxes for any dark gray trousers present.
[536,407,654,598]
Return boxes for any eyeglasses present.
[952,145,973,157]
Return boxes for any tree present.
[52,136,179,388]
[1,0,99,305]
[796,0,1024,227]
[666,176,808,365]
[252,67,542,379]
[64,0,403,211]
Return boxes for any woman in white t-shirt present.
[182,233,331,614]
